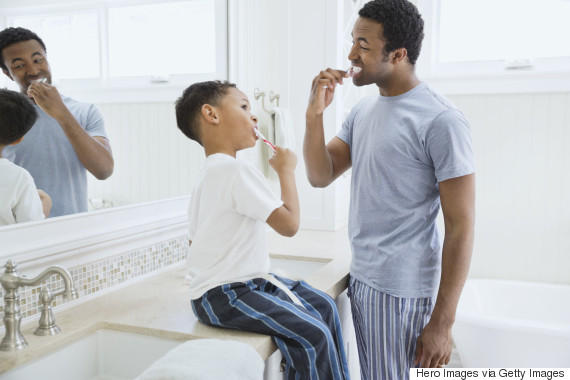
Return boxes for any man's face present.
[348,17,394,88]
[1,39,52,95]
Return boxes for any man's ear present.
[2,68,13,81]
[391,48,408,64]
[201,104,220,125]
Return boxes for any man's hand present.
[414,319,452,368]
[27,81,67,119]
[306,68,349,117]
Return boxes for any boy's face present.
[1,39,52,96]
[217,87,259,151]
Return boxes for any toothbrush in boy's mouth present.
[254,128,276,152]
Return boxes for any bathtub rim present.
[456,278,570,338]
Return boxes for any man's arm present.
[304,69,352,188]
[415,173,475,368]
[27,81,114,180]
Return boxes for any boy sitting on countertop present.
[175,80,350,380]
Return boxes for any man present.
[0,27,113,217]
[303,0,475,378]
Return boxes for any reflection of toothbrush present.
[255,128,276,152]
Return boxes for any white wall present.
[448,92,570,284]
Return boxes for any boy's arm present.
[13,183,47,222]
[266,147,300,237]
[38,189,52,218]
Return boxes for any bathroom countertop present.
[0,227,351,374]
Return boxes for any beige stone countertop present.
[0,227,351,374]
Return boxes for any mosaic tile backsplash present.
[0,235,188,321]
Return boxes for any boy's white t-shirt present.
[186,153,283,300]
[0,158,45,225]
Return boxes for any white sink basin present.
[3,257,328,380]
[2,329,182,380]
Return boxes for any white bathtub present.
[452,279,570,367]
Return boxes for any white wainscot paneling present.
[449,92,570,285]
[87,102,205,209]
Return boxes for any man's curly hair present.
[359,0,424,65]
[0,27,47,72]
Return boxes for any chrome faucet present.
[0,260,77,351]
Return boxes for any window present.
[437,0,570,63]
[0,0,228,102]
[108,1,216,78]
[416,0,570,93]
[11,12,100,79]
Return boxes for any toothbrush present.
[322,66,361,88]
[255,128,276,152]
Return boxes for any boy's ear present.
[201,104,220,125]
[9,137,23,146]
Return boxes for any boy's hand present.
[266,146,300,237]
[269,146,297,175]
[37,189,52,218]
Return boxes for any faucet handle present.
[4,260,18,273]
[34,287,61,336]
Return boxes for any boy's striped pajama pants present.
[191,275,351,380]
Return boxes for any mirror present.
[0,0,227,227]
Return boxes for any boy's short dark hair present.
[0,27,47,72]
[359,0,424,65]
[175,80,237,146]
[0,89,38,145]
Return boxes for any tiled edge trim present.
[0,235,188,320]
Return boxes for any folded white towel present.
[256,110,275,179]
[273,107,295,152]
[264,106,296,184]
[135,339,264,380]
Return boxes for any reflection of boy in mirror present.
[0,27,114,218]
[0,89,52,225]
[175,80,350,379]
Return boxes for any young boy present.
[175,80,350,380]
[0,89,51,225]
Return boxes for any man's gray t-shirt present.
[4,95,107,217]
[337,82,474,298]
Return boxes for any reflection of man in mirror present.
[0,27,114,218]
